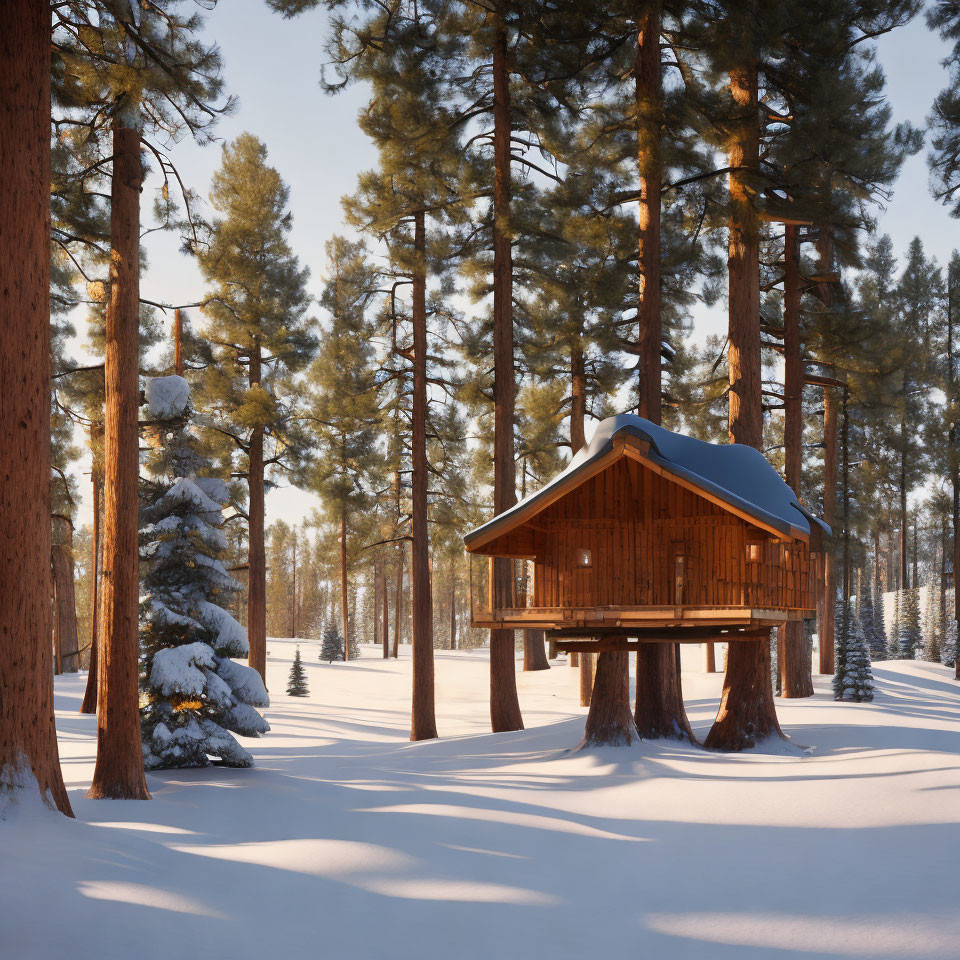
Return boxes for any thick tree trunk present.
[579,652,636,748]
[489,6,523,733]
[635,643,696,741]
[704,56,784,752]
[636,0,662,421]
[0,0,73,814]
[410,210,437,740]
[247,345,267,683]
[821,387,838,674]
[579,651,594,707]
[548,639,557,659]
[52,519,80,673]
[80,465,101,714]
[88,121,149,800]
[781,225,813,697]
[523,629,549,670]
[632,2,693,731]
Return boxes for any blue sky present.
[70,2,959,529]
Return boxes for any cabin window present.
[746,542,762,563]
[576,548,592,568]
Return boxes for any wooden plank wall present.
[527,458,814,611]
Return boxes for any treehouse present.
[464,416,828,650]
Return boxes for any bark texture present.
[635,0,662,420]
[523,629,549,671]
[635,644,696,742]
[247,345,267,681]
[88,122,149,800]
[410,210,437,741]
[0,0,73,814]
[780,225,813,697]
[488,7,523,733]
[704,55,785,751]
[579,652,636,748]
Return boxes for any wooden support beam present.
[556,629,771,652]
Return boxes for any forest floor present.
[3,643,959,960]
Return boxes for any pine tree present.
[320,623,344,664]
[922,581,943,662]
[859,577,885,660]
[306,237,382,664]
[898,586,923,659]
[194,134,317,685]
[286,647,309,697]
[139,377,270,769]
[887,587,902,658]
[834,600,875,702]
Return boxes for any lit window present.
[746,542,761,563]
[576,548,592,568]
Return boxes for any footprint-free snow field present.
[3,644,959,960]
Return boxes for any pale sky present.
[70,2,958,530]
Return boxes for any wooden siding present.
[478,457,815,616]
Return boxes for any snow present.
[4,645,959,959]
[149,642,216,697]
[467,415,828,546]
[145,375,191,419]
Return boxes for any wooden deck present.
[470,603,812,633]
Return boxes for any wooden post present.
[579,651,594,707]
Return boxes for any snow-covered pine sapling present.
[887,589,901,659]
[834,600,874,702]
[320,622,343,663]
[287,646,309,696]
[898,586,922,660]
[140,376,270,769]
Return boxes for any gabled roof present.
[464,415,830,550]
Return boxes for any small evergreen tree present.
[859,578,881,659]
[872,579,888,659]
[835,611,875,703]
[922,582,943,662]
[898,586,923,659]
[320,622,343,663]
[140,376,270,770]
[887,589,902,658]
[943,612,958,668]
[286,646,309,697]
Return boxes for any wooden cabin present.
[464,416,827,649]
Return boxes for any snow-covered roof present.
[464,414,829,549]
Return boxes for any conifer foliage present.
[834,601,875,703]
[287,647,309,697]
[320,623,344,664]
[139,377,270,770]
[897,586,923,659]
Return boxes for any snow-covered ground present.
[3,643,959,960]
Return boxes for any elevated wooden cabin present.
[464,416,828,648]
